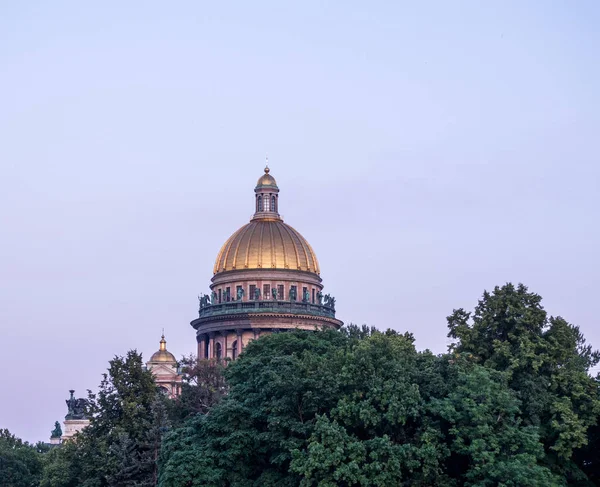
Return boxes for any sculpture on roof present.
[65,390,89,420]
[50,421,62,439]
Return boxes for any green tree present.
[159,327,559,486]
[159,329,348,486]
[0,429,45,487]
[41,350,170,487]
[447,283,600,483]
[168,355,227,425]
[40,441,82,487]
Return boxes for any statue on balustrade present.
[317,291,323,305]
[254,288,261,301]
[65,390,89,420]
[50,421,62,439]
[289,287,297,301]
[236,288,244,301]
[199,294,212,309]
[211,291,217,304]
[303,289,310,302]
[272,288,278,300]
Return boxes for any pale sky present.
[1,1,599,443]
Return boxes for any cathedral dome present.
[192,163,342,362]
[149,349,176,363]
[149,335,176,363]
[213,220,320,275]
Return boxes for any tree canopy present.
[448,283,600,482]
[0,428,47,487]
[158,323,576,486]
[26,283,600,486]
[40,350,171,487]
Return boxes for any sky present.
[1,1,599,443]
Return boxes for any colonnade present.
[198,329,276,360]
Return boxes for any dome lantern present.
[254,165,280,219]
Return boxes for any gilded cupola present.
[149,335,177,363]
[255,166,278,189]
[213,166,320,275]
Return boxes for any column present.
[236,329,244,353]
[197,334,206,360]
[209,333,216,359]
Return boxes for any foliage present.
[0,428,46,487]
[168,355,227,425]
[36,283,600,486]
[40,350,171,487]
[158,326,566,486]
[448,283,600,482]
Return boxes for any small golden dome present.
[256,166,278,188]
[149,335,177,363]
[214,220,320,274]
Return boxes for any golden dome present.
[214,220,320,274]
[149,335,177,363]
[256,166,278,188]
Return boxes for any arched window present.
[258,196,263,211]
[271,195,276,212]
[232,340,238,360]
[215,342,222,360]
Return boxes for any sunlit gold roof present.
[214,220,320,275]
[149,335,177,363]
[256,166,278,188]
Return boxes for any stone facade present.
[61,419,90,442]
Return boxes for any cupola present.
[253,166,280,220]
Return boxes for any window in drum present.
[258,195,263,211]
[249,284,256,300]
[264,195,270,212]
[225,287,231,302]
[215,342,222,360]
[312,288,316,304]
[277,284,284,300]
[290,285,297,301]
[263,284,270,299]
[232,340,238,360]
[218,289,222,303]
[271,195,276,212]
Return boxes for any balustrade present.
[197,298,336,319]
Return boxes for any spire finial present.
[160,331,166,351]
[265,156,269,174]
